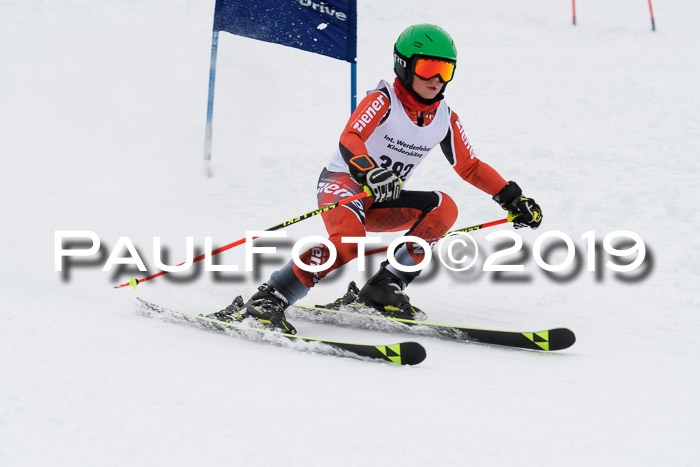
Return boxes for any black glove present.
[365,167,402,203]
[493,181,543,230]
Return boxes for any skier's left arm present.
[440,110,542,229]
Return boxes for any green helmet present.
[394,24,457,95]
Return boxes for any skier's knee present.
[435,191,458,226]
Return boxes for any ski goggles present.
[413,58,456,83]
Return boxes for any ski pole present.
[448,212,516,234]
[114,188,371,289]
[365,214,514,257]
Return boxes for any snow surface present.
[2,0,699,465]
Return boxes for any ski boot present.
[238,283,297,334]
[357,267,427,321]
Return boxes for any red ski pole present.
[114,188,371,289]
[572,0,577,25]
[365,215,513,257]
[449,216,513,234]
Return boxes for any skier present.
[215,24,542,334]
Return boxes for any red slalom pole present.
[648,0,656,31]
[114,189,371,289]
[572,0,577,25]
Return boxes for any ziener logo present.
[454,119,476,159]
[353,94,387,133]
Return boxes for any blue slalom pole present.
[203,30,220,177]
[350,61,357,113]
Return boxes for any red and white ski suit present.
[291,78,508,290]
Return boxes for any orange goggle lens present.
[414,58,455,83]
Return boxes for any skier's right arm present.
[338,90,391,185]
[338,90,402,202]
